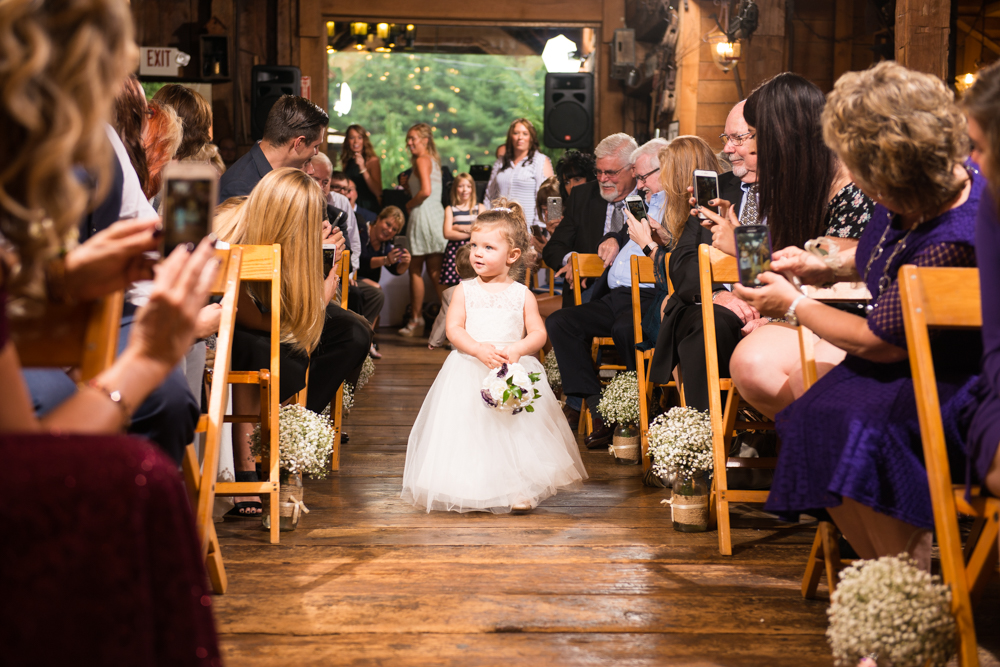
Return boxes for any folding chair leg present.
[578,398,588,436]
[331,385,344,473]
[802,527,826,599]
[820,521,843,596]
[967,509,1000,604]
[713,388,740,556]
[204,520,228,594]
[259,374,280,545]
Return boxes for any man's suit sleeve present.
[542,187,583,268]
[667,215,714,306]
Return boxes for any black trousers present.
[649,304,743,412]
[546,286,654,401]
[232,303,372,413]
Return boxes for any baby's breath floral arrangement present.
[357,356,375,391]
[251,404,334,479]
[341,382,355,413]
[542,351,561,392]
[596,371,640,425]
[828,555,956,667]
[647,407,713,478]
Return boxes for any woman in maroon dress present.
[1,1,220,663]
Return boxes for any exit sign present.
[140,47,182,76]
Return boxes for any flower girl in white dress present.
[401,200,587,513]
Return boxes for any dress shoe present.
[340,432,350,444]
[562,405,581,429]
[584,418,614,450]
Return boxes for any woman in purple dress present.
[733,62,982,570]
[963,62,1000,500]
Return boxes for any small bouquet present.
[251,404,334,479]
[481,362,542,414]
[827,555,955,667]
[647,407,713,478]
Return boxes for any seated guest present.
[142,100,183,201]
[111,74,150,198]
[219,94,327,200]
[218,169,371,517]
[962,61,1000,502]
[555,149,597,202]
[359,206,412,288]
[700,73,874,419]
[547,137,664,448]
[542,133,639,307]
[324,166,363,268]
[642,123,754,411]
[152,83,225,175]
[0,1,220,658]
[733,62,981,569]
[348,180,377,226]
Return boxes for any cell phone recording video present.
[546,196,563,222]
[693,169,720,219]
[322,243,337,279]
[624,194,648,222]
[393,235,410,255]
[161,162,218,256]
[531,225,548,243]
[734,225,772,287]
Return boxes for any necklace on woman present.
[863,211,919,301]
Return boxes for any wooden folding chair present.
[571,252,626,435]
[794,283,870,599]
[533,261,556,297]
[212,244,283,545]
[11,290,124,380]
[329,249,351,472]
[900,265,999,667]
[698,244,776,555]
[631,253,683,472]
[179,247,243,594]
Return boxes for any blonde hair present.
[449,172,478,208]
[658,136,720,247]
[212,196,248,240]
[217,169,326,353]
[822,61,968,216]
[0,0,137,296]
[472,198,533,279]
[143,100,183,198]
[407,123,440,164]
[375,205,405,232]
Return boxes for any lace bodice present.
[462,279,526,345]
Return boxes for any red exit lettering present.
[146,49,170,67]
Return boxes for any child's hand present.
[475,343,508,369]
[503,349,521,364]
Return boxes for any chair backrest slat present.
[571,252,607,307]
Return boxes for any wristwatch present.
[641,243,656,257]
[784,295,809,326]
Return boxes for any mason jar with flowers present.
[596,371,641,464]
[648,406,713,532]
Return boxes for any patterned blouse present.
[824,183,874,239]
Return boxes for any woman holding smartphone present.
[732,62,981,570]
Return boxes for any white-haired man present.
[545,133,658,448]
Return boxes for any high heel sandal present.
[398,317,425,337]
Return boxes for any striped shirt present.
[483,152,551,227]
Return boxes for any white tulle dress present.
[401,278,588,513]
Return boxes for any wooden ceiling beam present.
[986,2,1000,18]
[958,18,1000,56]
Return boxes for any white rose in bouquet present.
[480,362,543,414]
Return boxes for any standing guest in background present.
[961,60,1000,504]
[441,173,485,288]
[111,74,150,198]
[152,84,224,175]
[142,100,182,201]
[555,150,597,201]
[347,180,377,226]
[484,118,553,229]
[400,122,447,337]
[219,137,237,168]
[218,94,327,200]
[342,124,383,212]
[317,163,361,276]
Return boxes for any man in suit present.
[647,99,763,411]
[546,134,662,448]
[219,95,328,200]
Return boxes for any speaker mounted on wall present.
[251,65,301,141]
[543,72,594,150]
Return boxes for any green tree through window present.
[328,51,553,189]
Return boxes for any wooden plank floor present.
[213,331,1000,666]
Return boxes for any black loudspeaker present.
[543,73,594,150]
[251,65,301,141]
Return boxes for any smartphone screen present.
[625,195,648,221]
[694,173,719,210]
[322,243,337,279]
[734,225,773,287]
[546,197,563,221]
[162,177,214,255]
[393,235,410,254]
[531,225,548,242]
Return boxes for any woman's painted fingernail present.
[185,242,195,252]
[152,226,164,238]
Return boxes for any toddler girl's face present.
[469,228,516,278]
